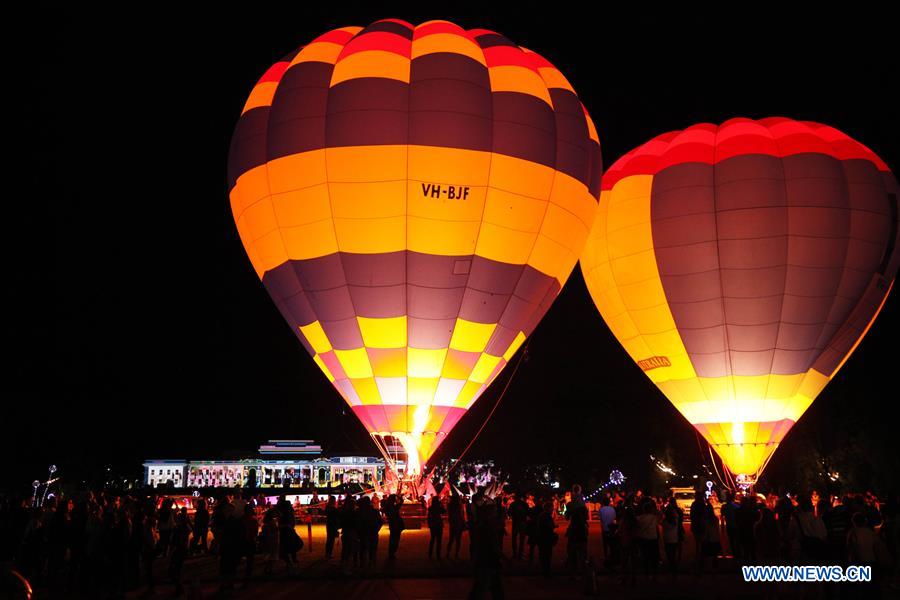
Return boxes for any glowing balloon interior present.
[581,117,898,481]
[229,19,601,475]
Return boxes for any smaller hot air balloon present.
[581,117,898,484]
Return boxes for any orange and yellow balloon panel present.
[581,117,898,480]
[228,19,601,474]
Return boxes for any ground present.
[90,521,887,599]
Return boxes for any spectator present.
[140,514,159,593]
[689,494,707,572]
[599,494,617,565]
[721,491,741,559]
[635,498,662,581]
[324,495,339,559]
[662,496,683,579]
[340,495,360,574]
[384,494,404,560]
[470,499,505,597]
[239,504,258,586]
[526,499,542,564]
[754,505,779,564]
[447,493,466,559]
[823,495,853,563]
[168,508,191,595]
[774,493,795,562]
[157,499,174,558]
[736,495,759,564]
[508,493,529,560]
[618,499,638,586]
[565,485,589,575]
[536,501,558,577]
[699,500,722,574]
[427,495,445,559]
[847,511,878,566]
[276,495,299,572]
[259,508,279,576]
[191,498,209,555]
[793,495,828,563]
[357,495,382,569]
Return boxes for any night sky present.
[11,5,899,493]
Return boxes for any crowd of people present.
[1,484,898,596]
[582,487,899,592]
[0,491,300,596]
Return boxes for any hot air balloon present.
[228,19,601,476]
[581,117,898,483]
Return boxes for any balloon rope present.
[709,446,731,490]
[693,429,725,487]
[370,434,396,474]
[693,428,706,460]
[446,343,529,476]
[756,445,777,482]
[700,435,728,489]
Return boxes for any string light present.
[585,469,627,500]
[650,454,676,476]
[39,465,58,507]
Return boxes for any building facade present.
[143,440,399,489]
[144,460,188,488]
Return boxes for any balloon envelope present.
[581,117,898,478]
[229,19,601,473]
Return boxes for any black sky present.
[11,4,899,493]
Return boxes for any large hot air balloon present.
[229,19,601,475]
[581,117,898,482]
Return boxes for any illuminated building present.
[142,440,401,489]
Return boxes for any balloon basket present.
[734,473,755,493]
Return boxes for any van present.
[670,487,696,520]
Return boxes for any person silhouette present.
[427,496,445,559]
